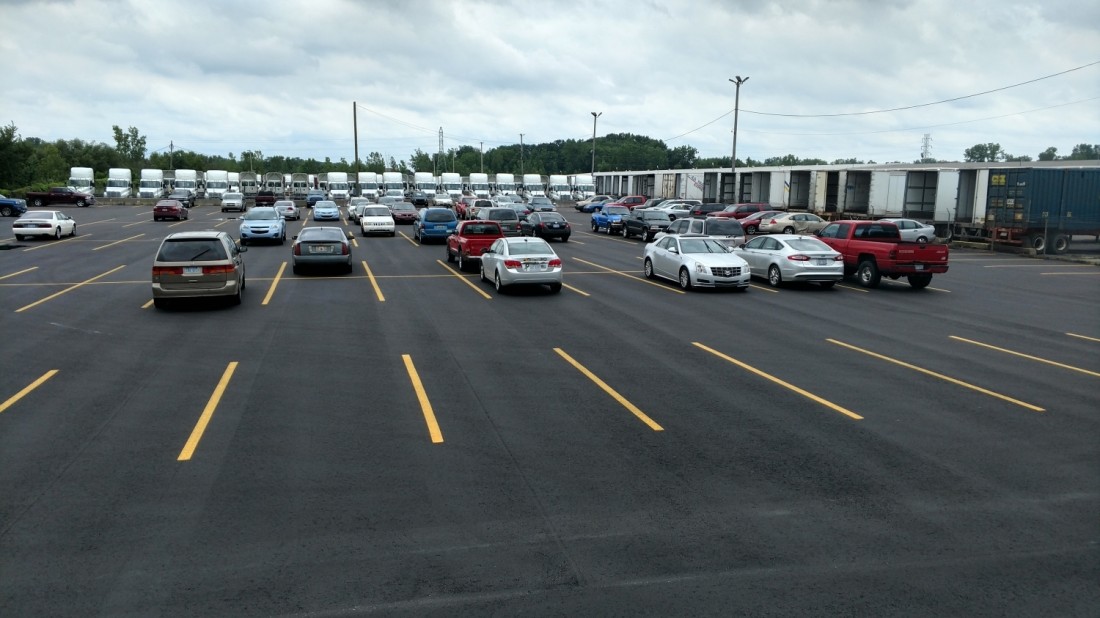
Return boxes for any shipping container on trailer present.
[987,167,1100,254]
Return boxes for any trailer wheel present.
[1028,234,1047,253]
[1052,234,1070,254]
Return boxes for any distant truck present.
[174,169,199,198]
[240,172,260,197]
[138,169,164,198]
[104,168,132,198]
[521,174,545,199]
[357,172,380,199]
[546,174,570,201]
[570,174,595,200]
[494,173,517,196]
[446,220,504,271]
[68,167,95,195]
[228,172,241,193]
[326,171,350,200]
[382,171,405,196]
[467,172,491,198]
[984,167,1100,254]
[440,172,463,200]
[290,172,310,199]
[205,170,230,198]
[413,171,437,196]
[25,187,96,208]
[264,172,284,196]
[816,220,949,289]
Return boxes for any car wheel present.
[745,224,757,235]
[292,264,302,275]
[591,221,597,232]
[446,247,455,263]
[494,270,504,292]
[69,225,76,237]
[0,205,11,216]
[768,265,782,287]
[857,260,881,288]
[678,267,692,290]
[561,235,569,242]
[819,281,836,289]
[232,286,242,305]
[32,198,44,207]
[54,227,61,239]
[344,262,353,274]
[549,282,562,293]
[479,263,487,282]
[643,258,655,279]
[783,226,795,234]
[916,235,928,244]
[76,199,85,207]
[458,253,466,271]
[279,232,285,245]
[240,238,248,246]
[621,225,629,238]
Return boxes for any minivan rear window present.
[157,239,227,262]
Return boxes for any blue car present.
[306,189,326,208]
[579,199,609,213]
[238,206,287,245]
[413,207,458,243]
[0,193,28,217]
[312,200,342,221]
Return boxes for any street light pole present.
[591,111,602,176]
[519,134,525,176]
[480,141,483,173]
[729,76,748,204]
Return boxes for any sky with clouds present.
[2,0,1097,167]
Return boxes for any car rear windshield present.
[604,206,630,215]
[157,239,227,262]
[485,209,517,221]
[786,238,833,252]
[425,210,456,223]
[508,241,552,255]
[299,229,345,242]
[464,223,499,235]
[539,213,565,222]
[705,219,745,235]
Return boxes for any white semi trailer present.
[68,167,95,194]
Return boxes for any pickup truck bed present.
[447,220,504,271]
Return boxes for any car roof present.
[164,230,227,240]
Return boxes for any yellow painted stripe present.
[141,299,154,309]
[402,355,444,443]
[563,283,590,296]
[0,370,59,414]
[123,221,143,228]
[985,263,1091,268]
[1067,332,1100,343]
[351,237,359,248]
[178,362,238,461]
[79,217,117,226]
[92,233,144,251]
[0,267,37,281]
[15,265,125,313]
[835,283,869,293]
[399,231,418,246]
[693,342,863,420]
[361,260,385,301]
[949,336,1100,378]
[262,262,286,306]
[827,338,1044,412]
[749,283,778,293]
[1039,272,1100,276]
[554,348,664,431]
[572,257,685,294]
[436,260,492,299]
[22,233,88,252]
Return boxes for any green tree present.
[964,143,1004,162]
[111,125,147,163]
[1068,143,1099,160]
[1038,147,1058,161]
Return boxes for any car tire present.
[54,227,61,239]
[783,226,795,234]
[857,260,881,288]
[32,198,44,207]
[279,232,285,245]
[549,282,562,293]
[0,205,11,216]
[293,264,302,275]
[479,263,487,282]
[494,270,504,292]
[76,199,85,207]
[768,265,782,287]
[644,258,655,279]
[344,262,353,274]
[907,274,932,289]
[591,221,597,232]
[916,235,928,244]
[561,235,569,242]
[446,247,455,263]
[678,267,692,290]
[232,286,242,305]
[622,226,629,238]
[458,253,467,271]
[240,238,248,246]
[745,224,757,235]
[69,225,76,237]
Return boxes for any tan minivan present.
[151,231,246,308]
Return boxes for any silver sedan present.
[734,234,843,288]
[879,218,937,243]
[479,237,563,293]
[642,235,750,290]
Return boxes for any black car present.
[520,211,571,241]
[409,191,430,207]
[167,188,195,208]
[622,208,674,241]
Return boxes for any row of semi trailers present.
[74,168,597,203]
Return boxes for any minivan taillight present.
[152,266,183,276]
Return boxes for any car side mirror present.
[292,235,298,240]
[738,243,746,248]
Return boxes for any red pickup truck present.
[816,220,948,289]
[446,220,504,271]
[24,187,96,208]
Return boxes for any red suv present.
[605,195,647,211]
[711,202,771,219]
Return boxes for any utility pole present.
[519,133,524,175]
[437,127,444,177]
[170,140,174,169]
[590,112,602,176]
[729,75,748,204]
[480,142,483,173]
[353,101,360,190]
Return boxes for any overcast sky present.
[3,0,1097,168]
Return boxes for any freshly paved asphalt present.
[1,203,1098,616]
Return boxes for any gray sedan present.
[734,234,843,288]
[291,226,352,274]
[479,237,563,293]
[879,218,937,243]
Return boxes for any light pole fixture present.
[519,133,525,175]
[729,76,748,204]
[591,112,602,176]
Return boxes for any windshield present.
[299,229,344,242]
[363,207,390,216]
[679,238,731,254]
[641,211,669,221]
[706,219,744,235]
[223,193,243,200]
[604,206,630,216]
[244,209,278,220]
[487,209,517,221]
[532,197,551,205]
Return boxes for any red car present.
[388,202,418,224]
[738,210,784,235]
[604,195,647,211]
[711,202,772,219]
[153,199,189,221]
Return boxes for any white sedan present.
[12,210,77,240]
[879,218,937,243]
[734,234,843,288]
[643,235,750,290]
[479,237,563,293]
[651,201,696,219]
[359,205,396,237]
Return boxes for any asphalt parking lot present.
[2,203,1098,615]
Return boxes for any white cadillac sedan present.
[643,234,750,291]
[479,236,563,293]
[12,210,77,240]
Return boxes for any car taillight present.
[293,244,301,255]
[504,259,521,269]
[833,255,844,261]
[768,218,777,224]
[341,243,349,255]
[548,258,562,267]
[787,254,809,261]
[152,266,183,276]
[203,264,235,274]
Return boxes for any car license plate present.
[814,259,829,265]
[434,225,445,230]
[184,266,202,275]
[311,246,333,253]
[915,264,925,271]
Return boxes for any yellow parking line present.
[402,355,444,443]
[984,264,1091,268]
[362,260,385,301]
[1067,332,1100,343]
[80,218,117,226]
[351,237,359,248]
[178,362,238,461]
[554,348,663,431]
[949,335,1100,378]
[572,257,685,294]
[563,283,590,296]
[693,342,863,420]
[15,265,125,313]
[141,299,154,309]
[0,370,59,414]
[0,267,37,281]
[399,231,418,246]
[262,262,286,305]
[749,283,778,293]
[828,338,1044,412]
[92,233,144,251]
[1039,272,1100,276]
[436,260,491,299]
[22,234,87,252]
[123,221,143,228]
[836,283,868,293]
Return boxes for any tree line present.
[0,121,1095,193]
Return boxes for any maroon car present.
[738,210,784,235]
[388,202,417,224]
[711,202,772,219]
[153,199,189,221]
